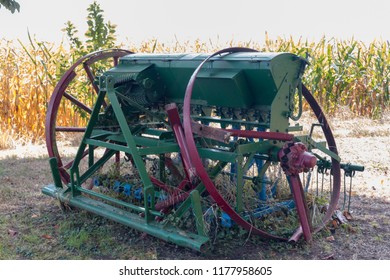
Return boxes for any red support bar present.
[165,103,197,183]
[191,121,294,142]
[150,176,174,194]
[225,129,294,141]
[288,175,313,242]
[155,191,190,211]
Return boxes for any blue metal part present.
[221,212,233,228]
[134,188,143,200]
[251,200,296,219]
[93,177,133,196]
[113,180,121,192]
[230,125,271,201]
[123,183,132,196]
[93,176,100,186]
[220,200,296,228]
[158,193,168,202]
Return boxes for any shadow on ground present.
[0,157,389,260]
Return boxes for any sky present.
[1,0,390,46]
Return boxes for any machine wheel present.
[182,48,341,242]
[45,49,133,184]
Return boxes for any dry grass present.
[0,127,16,150]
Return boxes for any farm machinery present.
[42,47,364,251]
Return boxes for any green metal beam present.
[197,147,238,162]
[173,160,229,219]
[78,148,117,184]
[49,157,63,189]
[42,184,209,251]
[190,190,207,237]
[77,187,163,217]
[105,76,156,223]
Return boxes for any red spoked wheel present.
[301,84,341,237]
[182,48,341,242]
[45,49,133,184]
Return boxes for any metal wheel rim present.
[45,49,133,184]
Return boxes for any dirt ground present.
[0,113,389,260]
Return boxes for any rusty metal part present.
[191,121,294,143]
[278,142,317,176]
[226,129,294,142]
[191,121,232,143]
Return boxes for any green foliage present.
[62,21,83,50]
[66,229,90,250]
[0,0,20,13]
[53,1,120,129]
[85,1,117,51]
[63,1,117,56]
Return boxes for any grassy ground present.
[0,114,389,260]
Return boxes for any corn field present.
[0,35,389,147]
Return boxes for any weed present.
[370,221,380,229]
[0,244,9,259]
[21,234,41,245]
[374,235,383,242]
[65,229,89,250]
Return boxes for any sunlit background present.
[1,0,389,44]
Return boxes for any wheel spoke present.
[114,56,120,66]
[83,62,109,108]
[63,149,90,170]
[63,92,93,114]
[83,63,100,96]
[55,127,86,132]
